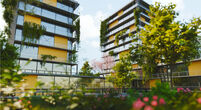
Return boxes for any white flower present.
[14,101,22,108]
[72,97,79,100]
[2,87,14,94]
[59,96,63,100]
[4,69,10,73]
[68,90,73,94]
[3,106,10,110]
[69,103,78,109]
[17,71,22,75]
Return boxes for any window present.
[53,64,67,74]
[18,1,25,10]
[42,9,55,19]
[55,26,67,36]
[56,14,68,24]
[17,15,24,25]
[20,46,38,59]
[20,60,37,72]
[69,7,73,13]
[39,35,54,46]
[68,18,73,25]
[57,2,69,12]
[41,21,55,33]
[37,63,53,74]
[15,29,22,41]
[68,40,72,50]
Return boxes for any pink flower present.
[144,106,153,110]
[159,98,166,105]
[186,88,191,92]
[177,88,181,92]
[143,97,149,102]
[152,96,158,100]
[151,100,158,107]
[104,94,108,98]
[133,99,145,110]
[197,98,201,104]
[18,100,22,102]
[199,88,201,91]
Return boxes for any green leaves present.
[22,22,46,44]
[73,18,80,44]
[100,20,108,46]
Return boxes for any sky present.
[1,0,201,70]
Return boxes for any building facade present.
[9,0,79,88]
[101,0,201,88]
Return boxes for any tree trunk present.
[169,64,174,88]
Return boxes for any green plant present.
[40,54,57,66]
[22,22,46,44]
[100,20,108,46]
[114,29,128,45]
[107,54,136,88]
[73,18,80,44]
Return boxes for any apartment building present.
[101,0,201,88]
[9,0,79,88]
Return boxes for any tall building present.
[101,0,201,88]
[9,0,79,88]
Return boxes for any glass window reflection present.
[17,15,24,25]
[15,29,22,41]
[39,35,54,46]
[20,46,38,59]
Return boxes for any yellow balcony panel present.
[43,0,57,7]
[118,10,124,16]
[22,75,38,89]
[38,46,67,62]
[140,16,146,22]
[149,79,161,88]
[24,15,41,25]
[109,36,114,41]
[188,60,201,76]
[109,20,118,29]
[129,25,136,32]
[132,64,138,69]
[54,35,68,49]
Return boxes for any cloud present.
[151,0,184,11]
[0,4,6,31]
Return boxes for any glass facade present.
[39,35,54,46]
[14,0,78,76]
[18,1,73,25]
[20,46,38,59]
[17,15,24,25]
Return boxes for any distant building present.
[9,0,79,88]
[101,0,201,88]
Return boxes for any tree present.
[78,61,94,87]
[91,53,115,73]
[130,2,201,87]
[107,54,136,88]
[79,61,93,76]
[0,32,23,87]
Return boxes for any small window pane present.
[15,29,22,41]
[56,14,68,24]
[55,26,67,36]
[39,35,54,46]
[17,15,24,25]
[19,1,25,10]
[21,46,38,59]
[41,22,55,33]
[20,60,37,72]
[42,9,55,19]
